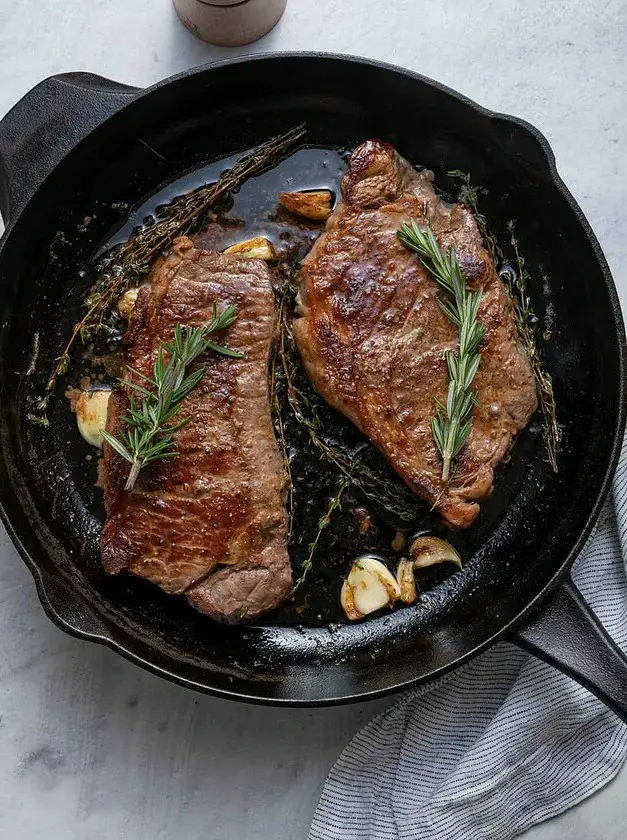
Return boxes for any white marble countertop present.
[1,1,626,837]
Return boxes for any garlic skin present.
[118,287,140,319]
[391,530,406,552]
[75,389,111,448]
[223,237,276,260]
[280,190,334,221]
[409,537,462,570]
[341,555,401,621]
[340,578,361,621]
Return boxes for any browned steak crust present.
[293,140,537,528]
[101,237,292,620]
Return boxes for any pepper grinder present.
[173,0,288,47]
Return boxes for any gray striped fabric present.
[310,435,627,840]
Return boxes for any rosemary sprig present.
[48,123,306,389]
[101,305,242,492]
[398,221,486,481]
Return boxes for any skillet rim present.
[0,51,625,706]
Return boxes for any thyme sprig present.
[447,169,502,267]
[398,221,486,481]
[102,305,242,492]
[297,475,350,588]
[270,257,302,534]
[48,123,306,389]
[506,221,561,471]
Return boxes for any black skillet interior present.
[0,55,623,704]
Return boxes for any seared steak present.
[101,237,292,620]
[293,140,537,528]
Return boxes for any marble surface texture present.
[1,1,626,837]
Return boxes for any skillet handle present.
[0,72,138,228]
[36,569,114,644]
[511,579,627,722]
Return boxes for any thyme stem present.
[507,221,561,471]
[270,259,299,534]
[297,476,350,587]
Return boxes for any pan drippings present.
[52,145,539,626]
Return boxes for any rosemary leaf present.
[101,430,133,462]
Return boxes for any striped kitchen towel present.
[310,435,627,840]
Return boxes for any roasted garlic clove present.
[396,558,418,604]
[118,287,140,319]
[75,388,111,448]
[409,536,462,570]
[223,236,276,260]
[392,538,462,610]
[341,555,401,621]
[279,190,334,221]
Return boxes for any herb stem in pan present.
[102,306,242,492]
[270,259,300,535]
[48,123,307,390]
[506,221,561,471]
[446,169,502,267]
[398,221,486,482]
[296,475,350,588]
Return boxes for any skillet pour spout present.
[0,53,625,709]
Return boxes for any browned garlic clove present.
[396,558,418,604]
[395,537,462,606]
[76,388,111,448]
[279,190,334,221]
[409,536,463,570]
[223,236,276,260]
[340,555,401,621]
[118,287,140,319]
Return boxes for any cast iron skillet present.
[1,53,627,710]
